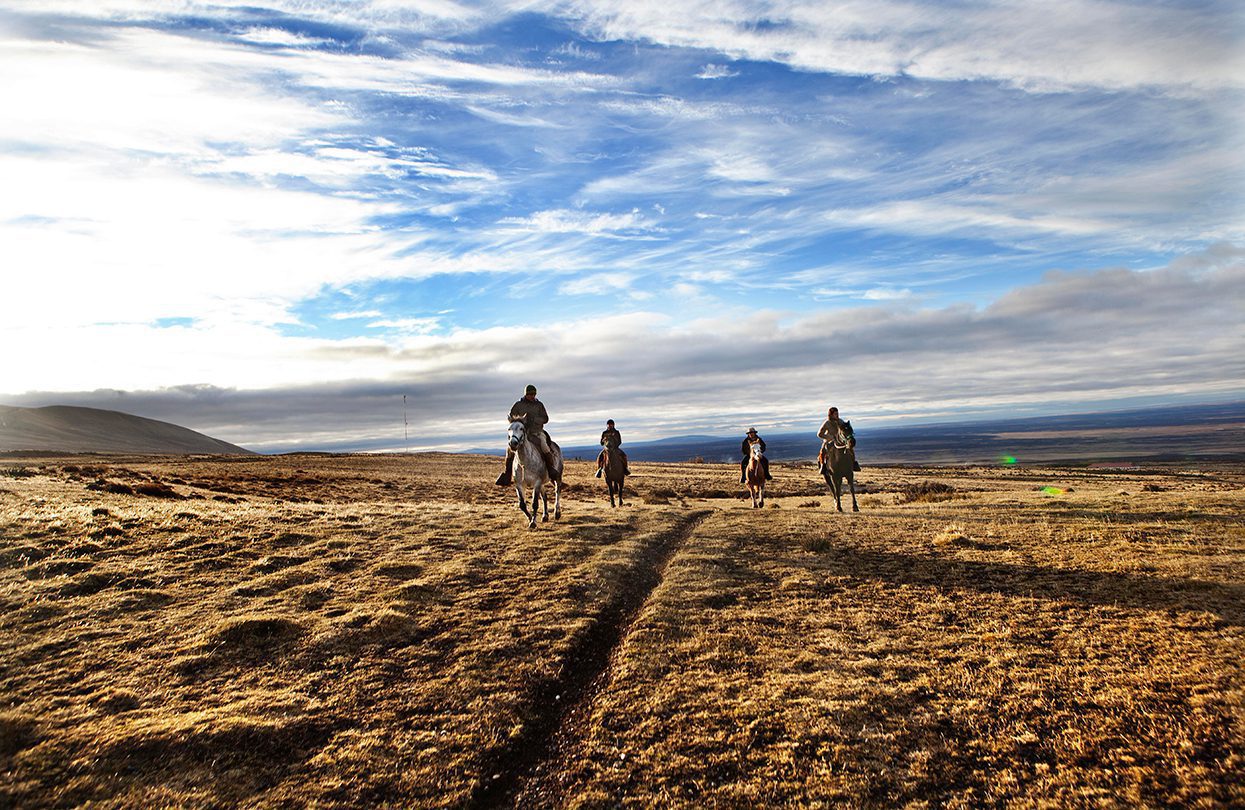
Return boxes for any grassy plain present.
[1,453,1242,807]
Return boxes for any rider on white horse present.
[817,406,861,473]
[496,384,562,486]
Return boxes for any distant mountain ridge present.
[0,405,252,455]
[552,401,1245,465]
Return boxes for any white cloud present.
[547,0,1245,94]
[696,63,737,79]
[6,251,1241,449]
[500,208,661,235]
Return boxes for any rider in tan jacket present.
[496,385,562,485]
[817,406,860,472]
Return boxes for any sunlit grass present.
[1,454,1241,806]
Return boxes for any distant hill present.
[554,401,1245,465]
[0,405,253,455]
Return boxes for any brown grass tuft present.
[899,480,957,503]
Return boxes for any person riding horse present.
[818,406,861,473]
[739,427,773,484]
[496,384,562,486]
[595,419,631,478]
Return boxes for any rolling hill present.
[0,405,252,455]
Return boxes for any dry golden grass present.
[1,454,1242,807]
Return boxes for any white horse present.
[506,420,563,529]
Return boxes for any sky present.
[2,1,1243,453]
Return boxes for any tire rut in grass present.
[468,509,712,809]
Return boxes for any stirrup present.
[495,472,511,486]
[595,469,603,478]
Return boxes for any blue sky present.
[2,1,1242,451]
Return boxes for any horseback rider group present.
[495,384,859,486]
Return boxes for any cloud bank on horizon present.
[2,1,1242,451]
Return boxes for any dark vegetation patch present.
[210,616,306,652]
[0,545,49,567]
[60,569,158,597]
[134,481,182,498]
[86,479,134,495]
[0,710,39,756]
[898,480,958,503]
[801,534,834,553]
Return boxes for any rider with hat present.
[740,427,773,484]
[595,419,631,478]
[496,384,562,486]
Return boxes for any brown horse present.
[602,446,626,507]
[745,439,766,508]
[821,433,859,512]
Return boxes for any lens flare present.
[1001,455,1017,465]
[1041,486,1065,496]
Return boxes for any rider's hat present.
[525,384,537,395]
[746,427,758,434]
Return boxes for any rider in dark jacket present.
[740,427,773,483]
[496,384,561,486]
[595,419,631,478]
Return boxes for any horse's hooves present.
[853,506,860,512]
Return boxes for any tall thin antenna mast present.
[403,395,409,454]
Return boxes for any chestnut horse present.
[745,439,766,508]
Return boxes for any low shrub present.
[899,481,956,503]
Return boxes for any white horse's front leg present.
[516,478,532,521]
[530,487,540,528]
[553,480,562,519]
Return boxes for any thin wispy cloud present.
[2,1,1240,450]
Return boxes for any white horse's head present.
[749,439,765,459]
[507,420,526,450]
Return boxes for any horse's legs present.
[532,487,542,526]
[847,473,859,511]
[553,480,561,520]
[830,473,844,512]
[516,478,533,523]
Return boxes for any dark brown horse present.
[821,433,859,512]
[602,446,626,507]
